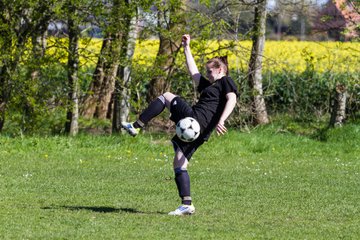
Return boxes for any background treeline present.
[0,0,359,136]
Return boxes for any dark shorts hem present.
[171,135,205,161]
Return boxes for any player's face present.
[206,64,222,83]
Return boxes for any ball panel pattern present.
[176,117,200,142]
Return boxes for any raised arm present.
[182,34,201,86]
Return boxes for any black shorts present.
[169,97,204,160]
[169,97,194,123]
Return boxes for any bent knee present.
[162,92,176,100]
[162,92,176,108]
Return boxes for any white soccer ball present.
[176,117,201,142]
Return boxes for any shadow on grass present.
[42,206,167,215]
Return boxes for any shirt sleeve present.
[222,77,239,97]
[197,75,211,93]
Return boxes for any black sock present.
[137,96,165,127]
[133,121,142,128]
[174,168,192,205]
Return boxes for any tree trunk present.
[147,38,182,101]
[277,13,282,41]
[81,39,108,118]
[330,84,347,127]
[65,5,80,136]
[81,0,124,120]
[31,32,47,80]
[113,3,139,132]
[94,63,117,119]
[300,15,306,41]
[248,0,269,125]
[147,1,186,101]
[81,36,119,119]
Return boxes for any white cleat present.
[168,204,195,216]
[121,122,140,137]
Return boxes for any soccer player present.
[122,34,238,215]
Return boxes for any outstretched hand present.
[216,122,227,135]
[182,34,190,48]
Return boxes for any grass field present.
[1,124,359,239]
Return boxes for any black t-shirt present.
[192,75,238,140]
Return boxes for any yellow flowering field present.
[133,40,360,74]
[261,41,359,74]
[46,38,103,66]
[47,38,359,74]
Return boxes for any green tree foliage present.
[0,0,58,133]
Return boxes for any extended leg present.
[168,148,195,215]
[122,92,176,136]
